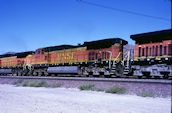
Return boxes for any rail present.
[0,76,171,84]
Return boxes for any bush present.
[22,81,29,86]
[22,81,48,87]
[91,87,106,92]
[78,84,126,94]
[15,80,63,88]
[105,86,126,94]
[137,91,155,97]
[78,84,95,90]
[47,83,62,88]
[13,79,23,85]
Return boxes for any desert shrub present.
[12,79,23,85]
[137,91,155,97]
[47,83,62,88]
[78,84,126,94]
[105,86,126,94]
[78,84,95,90]
[22,81,48,87]
[15,80,63,88]
[91,87,106,92]
[22,81,29,86]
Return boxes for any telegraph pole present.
[171,0,172,29]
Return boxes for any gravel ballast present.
[0,77,171,97]
[0,84,171,113]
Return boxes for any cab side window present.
[36,51,40,54]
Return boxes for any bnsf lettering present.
[57,52,74,60]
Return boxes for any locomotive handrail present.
[112,52,121,67]
[106,51,112,69]
[122,50,131,65]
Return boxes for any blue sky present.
[0,0,171,54]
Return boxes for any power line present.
[77,0,171,22]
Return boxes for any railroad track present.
[0,76,171,84]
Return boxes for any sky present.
[0,0,171,54]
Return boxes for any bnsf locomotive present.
[0,29,171,79]
[0,38,128,77]
[131,29,172,79]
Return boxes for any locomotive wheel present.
[115,63,124,77]
[162,73,169,79]
[104,75,111,78]
[137,76,142,79]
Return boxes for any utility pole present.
[171,0,172,29]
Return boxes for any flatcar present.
[131,29,172,79]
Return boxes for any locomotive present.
[0,29,171,79]
[131,29,172,79]
[0,38,129,77]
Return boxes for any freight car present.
[131,29,172,79]
[0,38,129,77]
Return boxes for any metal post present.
[171,0,172,29]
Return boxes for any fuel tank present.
[0,69,12,74]
[47,66,78,74]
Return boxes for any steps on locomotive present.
[110,67,116,75]
[110,64,130,76]
[123,65,130,75]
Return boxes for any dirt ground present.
[0,84,171,113]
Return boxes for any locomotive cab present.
[32,48,49,66]
[83,38,128,77]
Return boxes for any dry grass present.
[13,80,62,88]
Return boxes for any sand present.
[0,84,171,113]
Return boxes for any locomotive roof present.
[130,29,172,44]
[42,38,127,51]
[84,38,128,50]
[0,51,33,58]
[44,44,85,52]
[0,53,16,58]
[15,51,33,58]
